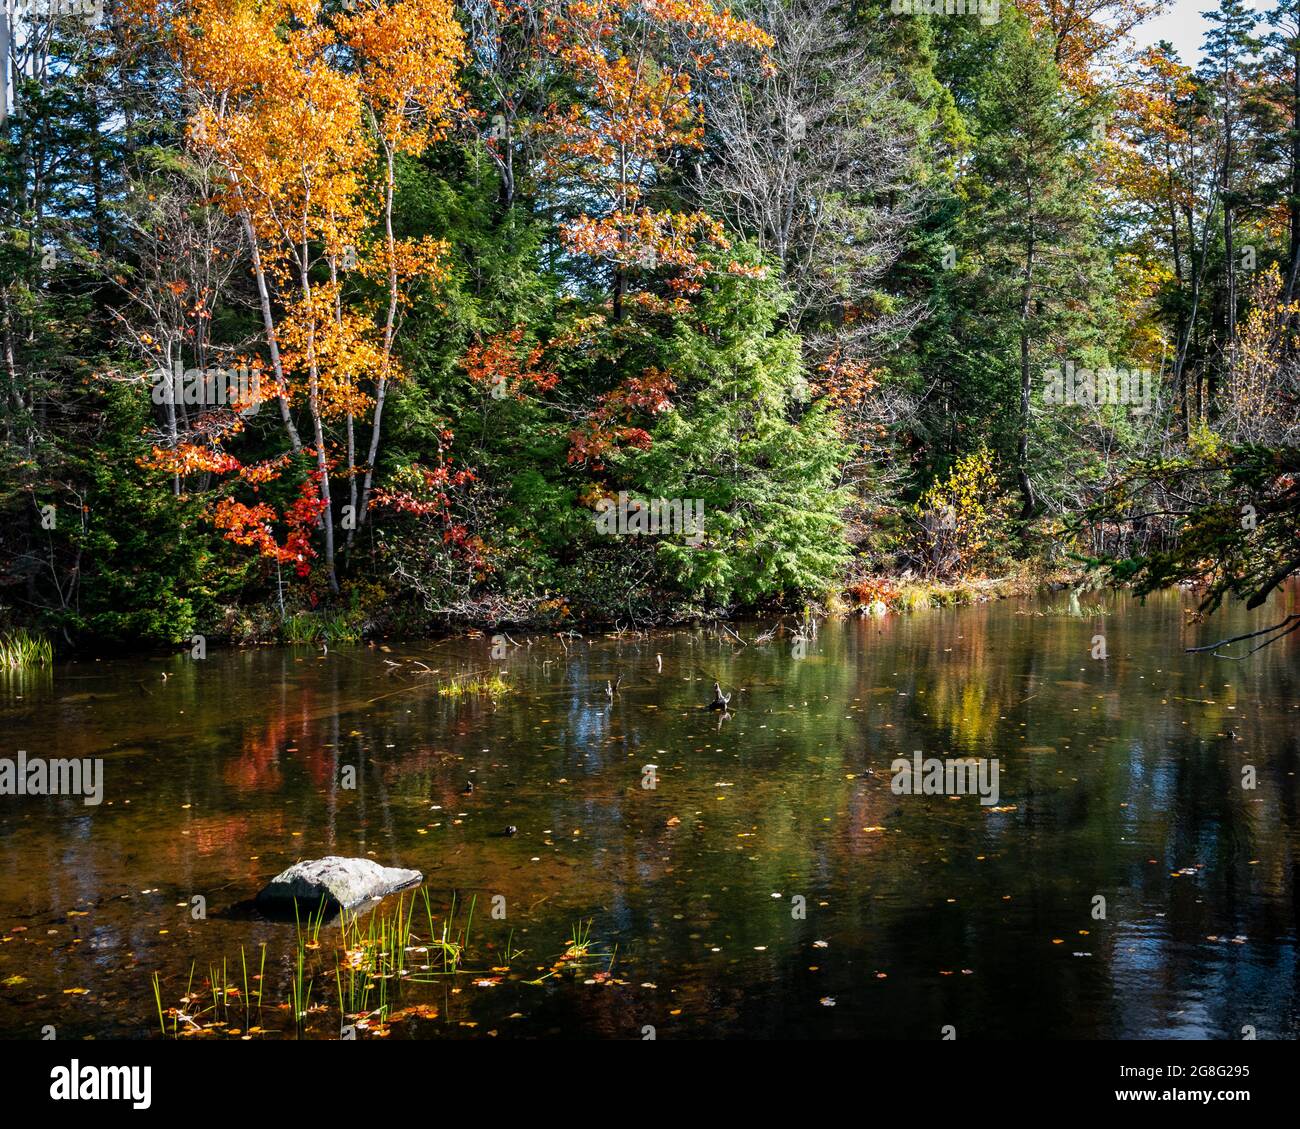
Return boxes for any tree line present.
[0,0,1296,648]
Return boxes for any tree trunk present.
[1283,47,1300,322]
[1017,219,1037,521]
[240,211,301,451]
[299,260,339,594]
[358,147,399,528]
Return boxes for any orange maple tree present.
[1016,0,1167,95]
[158,0,466,588]
[464,327,560,401]
[522,0,771,467]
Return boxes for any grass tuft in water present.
[1046,588,1108,617]
[281,611,364,645]
[564,918,594,960]
[290,899,329,1031]
[146,889,585,1037]
[151,972,166,1037]
[438,672,510,699]
[0,629,53,669]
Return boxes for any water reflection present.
[0,588,1296,1038]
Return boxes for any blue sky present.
[1137,0,1271,64]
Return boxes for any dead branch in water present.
[1185,614,1300,658]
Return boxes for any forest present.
[2,0,1298,652]
[2,0,1299,1061]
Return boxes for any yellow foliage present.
[1223,262,1300,442]
[914,445,1009,577]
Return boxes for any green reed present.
[0,629,53,669]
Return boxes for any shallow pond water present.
[1,588,1297,1039]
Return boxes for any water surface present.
[1,589,1297,1039]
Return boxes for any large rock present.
[255,856,422,915]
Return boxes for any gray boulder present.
[255,856,422,915]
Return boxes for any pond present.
[1,588,1297,1040]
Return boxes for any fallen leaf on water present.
[388,1004,440,1021]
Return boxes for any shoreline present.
[3,568,1097,662]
